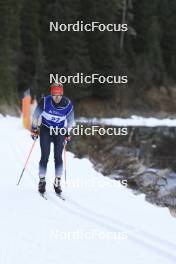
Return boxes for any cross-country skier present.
[31,82,75,194]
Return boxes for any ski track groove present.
[66,196,176,251]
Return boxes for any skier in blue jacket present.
[31,82,75,194]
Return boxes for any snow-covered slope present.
[0,115,176,264]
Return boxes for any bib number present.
[51,117,61,123]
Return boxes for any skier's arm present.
[31,98,44,130]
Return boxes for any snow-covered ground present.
[1,115,176,264]
[78,116,176,127]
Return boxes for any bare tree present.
[120,0,136,52]
[120,0,127,51]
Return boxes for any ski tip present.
[39,192,48,200]
[56,194,66,201]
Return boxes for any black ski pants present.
[39,125,65,178]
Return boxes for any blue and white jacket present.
[32,95,75,129]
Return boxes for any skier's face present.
[52,95,62,103]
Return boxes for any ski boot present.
[54,177,62,194]
[38,178,46,194]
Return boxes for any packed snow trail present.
[0,115,176,264]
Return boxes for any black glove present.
[31,127,39,141]
[64,131,71,142]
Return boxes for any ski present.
[39,192,48,200]
[38,191,65,201]
[55,193,66,201]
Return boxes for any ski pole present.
[17,140,37,186]
[64,141,67,183]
